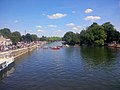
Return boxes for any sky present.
[0,0,120,37]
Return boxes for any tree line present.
[63,22,120,46]
[0,28,61,45]
[0,28,39,45]
[40,36,62,42]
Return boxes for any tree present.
[40,36,48,41]
[0,28,39,44]
[30,34,38,41]
[90,24,106,46]
[102,22,115,32]
[102,22,117,43]
[80,23,106,46]
[11,31,21,45]
[0,28,12,39]
[63,31,79,45]
[48,37,62,42]
[21,33,39,42]
[75,33,80,44]
[25,33,32,42]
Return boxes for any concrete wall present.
[12,45,37,58]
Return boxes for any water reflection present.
[0,64,15,80]
[15,51,33,64]
[0,42,120,90]
[0,50,34,81]
[80,47,117,66]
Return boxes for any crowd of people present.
[0,41,46,52]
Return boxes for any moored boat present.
[64,44,69,47]
[0,52,14,72]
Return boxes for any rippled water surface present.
[0,42,120,90]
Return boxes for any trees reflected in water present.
[80,47,119,66]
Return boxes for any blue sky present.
[0,0,120,37]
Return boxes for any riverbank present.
[108,43,120,48]
[0,41,47,59]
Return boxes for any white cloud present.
[47,13,67,19]
[66,23,75,27]
[85,9,93,13]
[14,20,19,23]
[72,11,76,13]
[36,26,43,29]
[71,26,82,33]
[66,23,82,32]
[71,26,82,31]
[72,27,79,30]
[37,30,45,32]
[84,16,101,22]
[48,25,57,28]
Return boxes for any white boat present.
[65,44,69,47]
[0,52,14,72]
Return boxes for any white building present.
[0,34,12,46]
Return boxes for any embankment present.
[0,43,46,59]
[12,45,38,58]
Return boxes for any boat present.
[57,46,63,48]
[51,46,60,50]
[65,44,69,47]
[0,52,14,72]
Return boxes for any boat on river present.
[0,52,14,72]
[57,46,63,48]
[64,44,69,47]
[51,46,60,50]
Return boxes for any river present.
[0,41,120,90]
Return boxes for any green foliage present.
[102,22,120,43]
[64,22,119,46]
[11,31,21,45]
[94,39,104,46]
[22,33,31,42]
[80,23,106,46]
[75,33,80,44]
[39,36,62,42]
[39,36,48,41]
[0,28,39,44]
[102,22,115,32]
[30,34,38,41]
[0,28,12,39]
[21,33,38,42]
[48,37,62,42]
[63,31,80,45]
[0,22,119,46]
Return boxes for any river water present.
[0,42,120,90]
